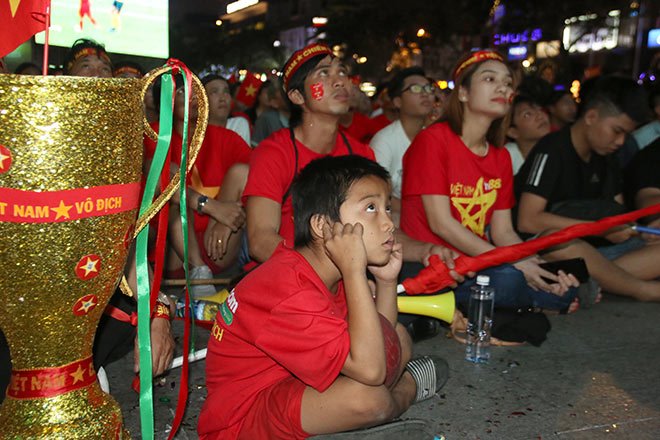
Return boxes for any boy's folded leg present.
[405,355,449,403]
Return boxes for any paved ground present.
[106,293,660,439]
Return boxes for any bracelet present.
[197,195,209,214]
[152,301,171,320]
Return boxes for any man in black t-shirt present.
[516,77,660,302]
[624,138,660,231]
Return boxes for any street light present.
[417,28,426,37]
[215,19,223,26]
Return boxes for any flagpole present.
[41,1,51,76]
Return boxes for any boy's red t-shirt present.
[400,122,515,249]
[143,123,251,233]
[198,244,351,437]
[243,128,374,246]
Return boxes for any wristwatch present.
[197,195,208,214]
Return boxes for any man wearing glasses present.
[371,67,434,223]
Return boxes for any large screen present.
[35,0,168,59]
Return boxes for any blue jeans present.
[399,262,577,311]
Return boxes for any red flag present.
[235,72,263,107]
[0,0,49,57]
[402,203,660,294]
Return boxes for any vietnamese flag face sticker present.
[311,82,324,100]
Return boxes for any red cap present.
[282,43,333,91]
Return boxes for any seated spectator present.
[198,155,448,439]
[250,79,289,147]
[505,95,551,175]
[632,86,660,150]
[244,43,375,263]
[371,67,434,222]
[547,89,577,132]
[401,50,579,311]
[63,38,112,78]
[516,76,660,302]
[14,62,41,75]
[147,75,251,297]
[203,73,252,146]
[339,82,385,144]
[624,137,660,231]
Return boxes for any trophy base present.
[0,383,129,439]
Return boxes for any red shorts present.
[238,376,309,439]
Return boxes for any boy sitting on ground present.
[198,155,448,439]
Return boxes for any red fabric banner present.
[0,182,141,223]
[8,356,96,399]
[402,203,660,294]
[0,0,49,58]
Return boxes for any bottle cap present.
[476,275,490,286]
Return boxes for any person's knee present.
[347,386,395,425]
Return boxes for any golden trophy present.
[0,68,206,438]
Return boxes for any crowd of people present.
[1,38,660,439]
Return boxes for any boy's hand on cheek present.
[368,241,402,285]
[323,221,367,276]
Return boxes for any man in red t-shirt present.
[244,43,375,263]
[199,155,448,439]
[146,76,251,296]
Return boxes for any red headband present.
[453,50,504,81]
[67,47,111,72]
[282,43,333,91]
[113,66,142,78]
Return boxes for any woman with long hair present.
[400,50,579,312]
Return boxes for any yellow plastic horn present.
[397,291,455,324]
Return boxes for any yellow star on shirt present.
[0,150,9,170]
[52,200,73,220]
[9,0,22,17]
[245,84,257,97]
[79,257,99,277]
[70,364,85,384]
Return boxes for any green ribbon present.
[136,72,175,440]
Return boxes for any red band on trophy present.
[8,356,97,399]
[0,145,12,174]
[75,254,102,280]
[0,182,141,223]
[72,294,100,316]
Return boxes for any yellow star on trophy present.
[0,150,10,170]
[245,84,257,97]
[70,364,85,384]
[79,257,99,277]
[77,296,97,314]
[52,200,73,220]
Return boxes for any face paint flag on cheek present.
[311,82,324,100]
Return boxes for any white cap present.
[476,275,490,286]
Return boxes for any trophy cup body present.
[0,74,144,438]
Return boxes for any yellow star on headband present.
[52,200,73,220]
[9,0,22,17]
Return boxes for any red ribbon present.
[402,203,660,294]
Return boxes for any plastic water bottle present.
[465,275,495,363]
[174,297,219,321]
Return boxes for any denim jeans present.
[399,262,577,311]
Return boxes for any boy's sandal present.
[405,355,449,403]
